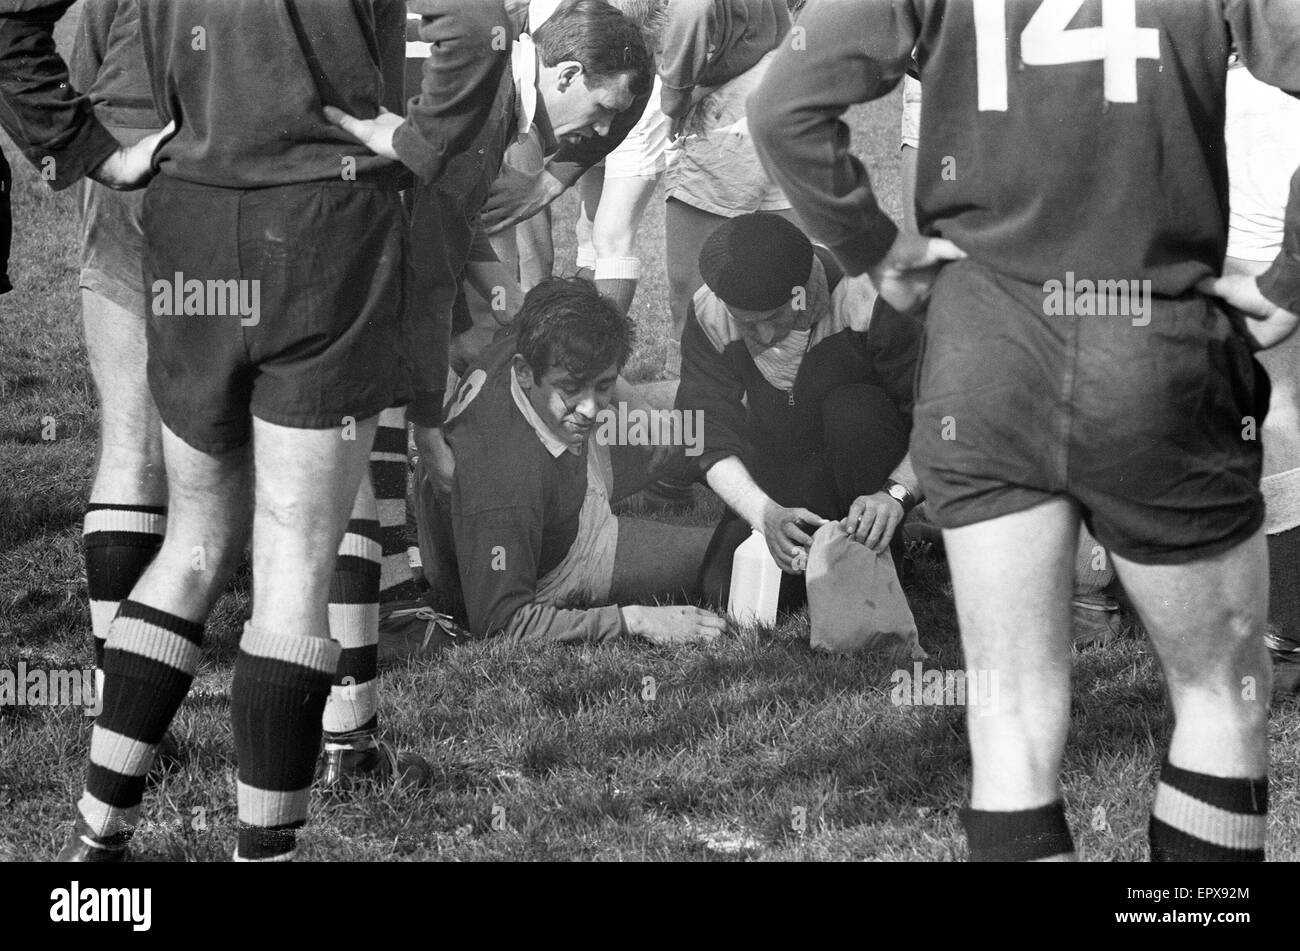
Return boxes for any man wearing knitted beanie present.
[674,212,924,609]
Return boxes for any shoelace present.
[1265,627,1300,655]
[386,605,464,651]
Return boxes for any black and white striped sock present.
[232,624,339,862]
[1150,760,1267,861]
[371,407,417,605]
[78,601,203,840]
[83,504,166,673]
[323,518,381,739]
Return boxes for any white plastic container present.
[728,529,782,626]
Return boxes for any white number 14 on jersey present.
[974,0,1160,111]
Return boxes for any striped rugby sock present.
[232,624,340,861]
[323,518,381,739]
[78,601,203,840]
[372,407,417,605]
[83,504,166,672]
[1150,760,1267,861]
[962,801,1075,861]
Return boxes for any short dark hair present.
[534,0,654,98]
[516,277,634,382]
[608,0,668,50]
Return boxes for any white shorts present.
[604,77,672,180]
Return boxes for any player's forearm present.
[406,291,450,427]
[886,454,922,499]
[393,1,513,182]
[705,456,773,530]
[0,1,120,190]
[511,169,566,226]
[503,601,626,644]
[657,0,714,119]
[464,259,523,326]
[748,0,912,275]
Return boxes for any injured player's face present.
[518,356,621,451]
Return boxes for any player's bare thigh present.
[81,288,164,498]
[250,414,380,638]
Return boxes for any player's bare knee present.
[152,532,244,594]
[1217,604,1266,655]
[255,492,321,533]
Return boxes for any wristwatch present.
[883,479,918,514]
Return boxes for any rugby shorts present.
[142,176,409,452]
[910,259,1268,565]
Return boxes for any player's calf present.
[232,417,384,860]
[1114,536,1270,861]
[319,478,433,791]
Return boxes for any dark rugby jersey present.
[442,337,626,643]
[750,0,1300,310]
[71,0,160,131]
[0,0,511,190]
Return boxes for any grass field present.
[2,15,1298,862]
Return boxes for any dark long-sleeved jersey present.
[749,0,1300,313]
[0,0,122,188]
[657,0,789,119]
[442,337,628,644]
[0,0,509,190]
[69,0,159,131]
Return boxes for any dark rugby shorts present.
[910,260,1269,566]
[142,177,410,453]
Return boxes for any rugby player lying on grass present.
[441,277,726,646]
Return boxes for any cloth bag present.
[806,522,927,659]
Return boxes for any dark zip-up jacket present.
[675,249,921,499]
